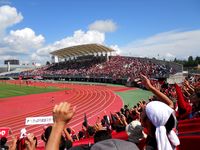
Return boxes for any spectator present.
[141,101,180,150]
[94,130,112,143]
[126,120,145,144]
[91,139,139,150]
[16,133,37,150]
[0,137,9,150]
[45,102,75,150]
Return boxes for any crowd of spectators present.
[1,74,199,150]
[20,56,176,80]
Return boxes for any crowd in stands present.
[1,74,200,150]
[19,56,176,80]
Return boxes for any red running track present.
[0,81,125,146]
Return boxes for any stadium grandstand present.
[0,44,183,86]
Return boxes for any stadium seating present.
[178,135,200,150]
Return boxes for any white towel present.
[146,101,180,150]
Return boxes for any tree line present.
[174,56,200,68]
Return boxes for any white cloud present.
[0,5,23,34]
[0,27,45,64]
[88,20,117,33]
[120,29,200,60]
[0,5,45,63]
[32,30,105,62]
[3,28,44,53]
[110,44,120,54]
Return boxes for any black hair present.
[142,100,146,104]
[0,137,7,145]
[101,119,106,126]
[78,131,84,139]
[124,105,128,109]
[165,114,176,134]
[116,112,121,116]
[67,128,71,134]
[94,130,112,143]
[60,136,72,150]
[120,108,125,114]
[115,124,126,132]
[42,126,52,143]
[87,126,95,136]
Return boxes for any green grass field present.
[116,89,153,107]
[0,82,62,98]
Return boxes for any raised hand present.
[94,123,104,131]
[140,74,152,90]
[25,133,37,150]
[53,102,76,125]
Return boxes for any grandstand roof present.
[50,44,114,58]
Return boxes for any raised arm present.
[63,128,73,142]
[141,74,174,108]
[45,102,75,150]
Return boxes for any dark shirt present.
[0,145,9,150]
[145,135,157,150]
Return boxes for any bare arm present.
[9,135,17,150]
[63,128,73,142]
[45,102,75,150]
[141,75,174,108]
[184,79,195,94]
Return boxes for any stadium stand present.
[0,44,182,85]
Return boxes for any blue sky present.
[0,0,200,64]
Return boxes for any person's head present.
[126,120,144,144]
[94,130,112,143]
[42,126,52,143]
[124,105,128,109]
[17,134,37,150]
[115,124,125,132]
[101,119,106,126]
[125,109,130,116]
[78,131,84,139]
[0,137,7,146]
[120,108,125,114]
[142,100,146,105]
[91,139,139,150]
[141,101,180,150]
[87,126,95,137]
